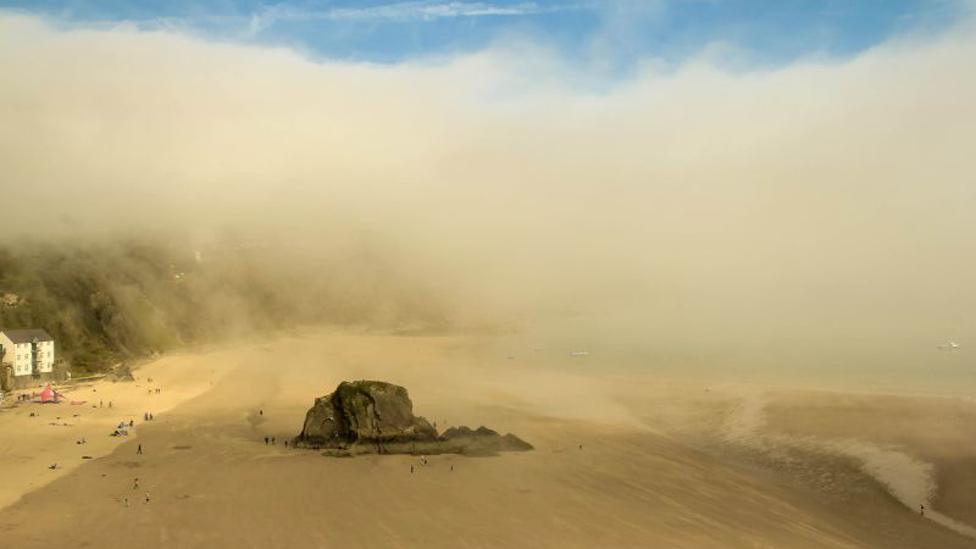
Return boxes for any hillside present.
[0,238,448,375]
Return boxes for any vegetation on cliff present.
[0,238,448,375]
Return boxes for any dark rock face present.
[295,380,532,456]
[298,380,437,447]
[442,426,535,452]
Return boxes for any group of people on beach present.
[110,419,139,437]
[17,374,172,509]
[260,410,286,447]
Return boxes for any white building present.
[0,329,55,378]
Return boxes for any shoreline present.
[710,388,976,540]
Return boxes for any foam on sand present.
[721,390,976,540]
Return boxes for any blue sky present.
[0,1,967,70]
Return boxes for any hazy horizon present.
[2,6,975,391]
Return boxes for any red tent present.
[39,384,60,403]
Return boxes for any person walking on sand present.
[920,504,925,516]
[137,444,143,455]
[264,437,269,445]
[133,478,139,490]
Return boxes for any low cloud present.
[1,12,974,374]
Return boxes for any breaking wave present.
[721,391,976,540]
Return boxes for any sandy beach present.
[0,345,238,511]
[0,330,973,548]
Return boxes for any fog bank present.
[1,13,975,379]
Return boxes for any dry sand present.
[0,347,236,511]
[0,329,974,548]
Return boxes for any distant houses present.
[0,329,58,391]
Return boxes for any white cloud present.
[246,1,579,31]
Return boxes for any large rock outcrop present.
[294,380,532,456]
[298,380,438,447]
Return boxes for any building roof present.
[1,329,53,343]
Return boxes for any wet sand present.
[762,391,976,532]
[0,330,974,548]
